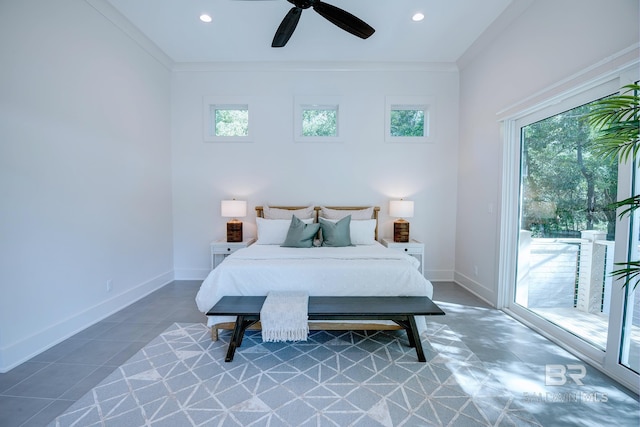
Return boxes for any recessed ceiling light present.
[199,14,212,23]
[412,13,425,22]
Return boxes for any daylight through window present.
[301,106,338,137]
[520,97,618,239]
[385,97,433,143]
[390,107,426,137]
[212,105,249,137]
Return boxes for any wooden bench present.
[206,296,445,362]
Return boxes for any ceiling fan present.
[243,0,375,48]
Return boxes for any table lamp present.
[221,199,247,242]
[389,199,414,242]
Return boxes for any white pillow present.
[350,219,377,244]
[264,205,315,219]
[256,217,314,245]
[320,206,373,220]
[320,218,377,245]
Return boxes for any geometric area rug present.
[49,322,542,427]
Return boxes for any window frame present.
[294,96,343,143]
[498,62,640,394]
[385,96,434,143]
[203,97,253,143]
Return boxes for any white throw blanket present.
[260,291,309,342]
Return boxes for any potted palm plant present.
[587,83,640,289]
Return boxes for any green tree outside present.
[215,108,249,137]
[521,101,618,239]
[390,109,424,137]
[302,109,337,137]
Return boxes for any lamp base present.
[393,219,410,242]
[226,220,243,243]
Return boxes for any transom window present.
[390,105,427,137]
[294,96,342,142]
[213,105,248,137]
[385,96,434,143]
[301,105,338,137]
[203,98,252,142]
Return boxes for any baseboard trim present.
[0,270,174,373]
[453,272,497,307]
[424,269,455,282]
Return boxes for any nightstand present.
[382,238,424,275]
[210,238,256,269]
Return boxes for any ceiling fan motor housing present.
[289,0,313,9]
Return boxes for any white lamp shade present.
[389,200,414,218]
[221,200,247,218]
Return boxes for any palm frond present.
[587,84,640,291]
[590,135,639,163]
[610,261,640,290]
[609,194,640,219]
[587,84,640,163]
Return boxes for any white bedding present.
[195,242,434,331]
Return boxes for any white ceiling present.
[105,0,513,63]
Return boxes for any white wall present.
[0,0,173,371]
[171,63,460,280]
[456,0,640,304]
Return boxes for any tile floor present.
[0,281,638,426]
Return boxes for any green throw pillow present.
[320,215,352,247]
[281,215,321,248]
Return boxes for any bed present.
[195,205,434,339]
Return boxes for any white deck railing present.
[518,230,615,315]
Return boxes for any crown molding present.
[172,61,459,73]
[85,0,174,70]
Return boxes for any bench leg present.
[225,315,245,362]
[392,317,426,362]
[394,319,416,347]
[225,316,259,362]
[407,316,426,362]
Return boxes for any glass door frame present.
[604,99,638,383]
[497,65,639,394]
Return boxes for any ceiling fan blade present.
[312,1,375,40]
[272,7,303,47]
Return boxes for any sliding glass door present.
[515,97,618,351]
[501,72,639,393]
[618,155,639,373]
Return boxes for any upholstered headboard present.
[255,206,380,241]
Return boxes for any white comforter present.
[196,242,434,331]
